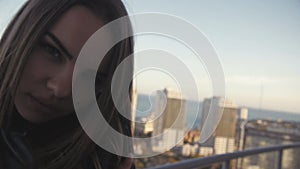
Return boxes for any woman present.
[0,0,134,169]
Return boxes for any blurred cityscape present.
[132,88,300,169]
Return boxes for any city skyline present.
[1,0,299,113]
[127,0,300,114]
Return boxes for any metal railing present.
[146,142,300,169]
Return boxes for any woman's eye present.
[40,42,62,61]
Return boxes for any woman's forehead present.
[48,5,105,60]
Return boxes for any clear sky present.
[1,0,299,113]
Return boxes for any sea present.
[135,94,300,128]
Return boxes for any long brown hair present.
[0,0,134,169]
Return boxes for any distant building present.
[131,88,137,134]
[199,146,213,156]
[236,108,248,169]
[236,108,249,146]
[182,143,192,156]
[214,98,238,138]
[200,96,224,130]
[238,108,248,121]
[214,137,235,154]
[181,143,200,157]
[199,97,222,147]
[181,143,213,157]
[199,97,238,155]
[242,120,300,169]
[153,88,187,134]
[134,116,154,136]
[153,128,185,153]
[152,88,187,152]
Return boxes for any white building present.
[239,107,248,120]
[153,128,184,153]
[199,147,214,156]
[214,136,235,154]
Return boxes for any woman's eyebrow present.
[45,31,74,60]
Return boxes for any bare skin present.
[15,6,104,123]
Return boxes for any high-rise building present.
[200,96,224,130]
[152,88,187,152]
[153,88,186,136]
[214,102,238,138]
[199,97,238,157]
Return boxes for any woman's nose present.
[46,67,73,99]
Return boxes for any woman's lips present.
[28,94,57,113]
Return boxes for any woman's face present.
[14,6,105,123]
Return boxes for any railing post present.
[222,160,230,169]
[277,149,283,169]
